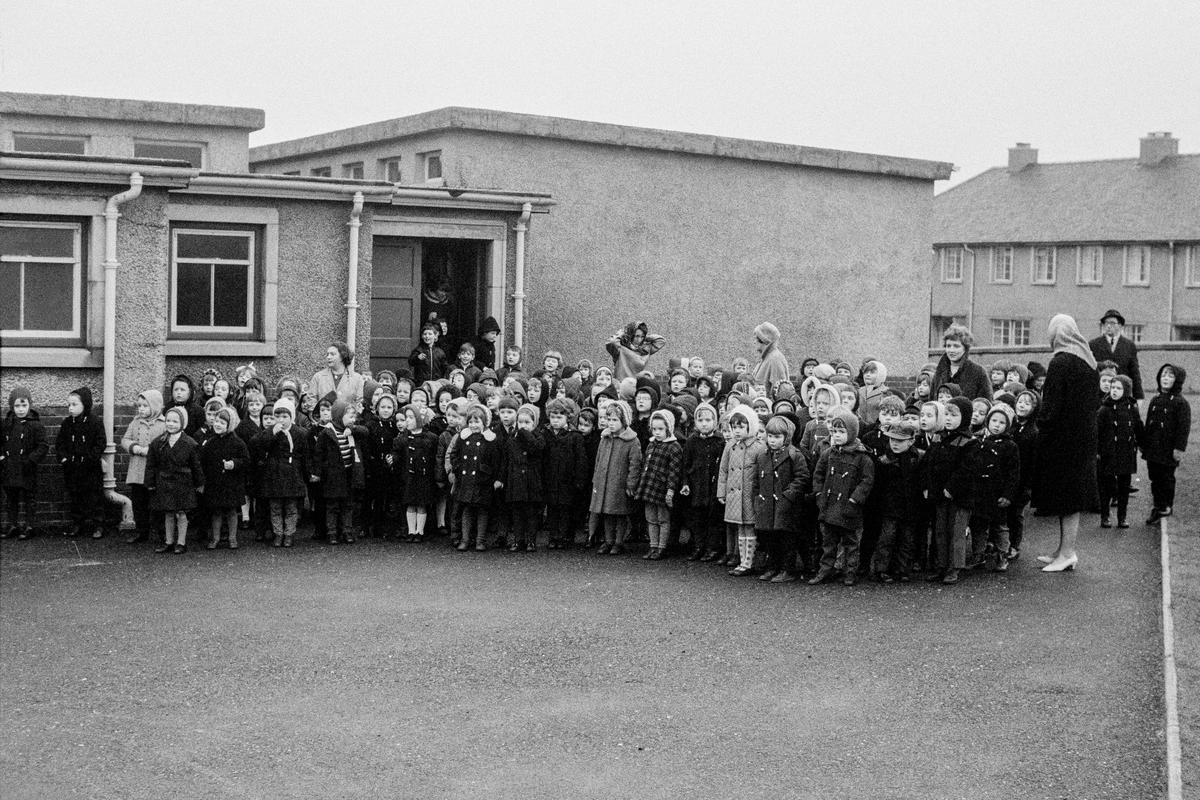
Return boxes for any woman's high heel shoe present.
[1041,554,1078,572]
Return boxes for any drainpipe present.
[1168,241,1176,341]
[962,244,976,337]
[345,192,364,351]
[513,202,532,349]
[101,173,143,528]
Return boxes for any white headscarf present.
[1047,314,1097,370]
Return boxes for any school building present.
[931,133,1200,383]
[249,107,954,375]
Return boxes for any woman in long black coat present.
[1031,314,1099,572]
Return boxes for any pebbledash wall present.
[250,108,954,377]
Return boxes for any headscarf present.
[1047,313,1097,370]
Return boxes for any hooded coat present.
[543,425,588,505]
[812,410,875,528]
[473,316,501,371]
[452,426,502,505]
[163,375,203,435]
[856,361,891,426]
[3,387,48,491]
[634,411,683,505]
[716,407,766,525]
[146,427,204,512]
[121,390,166,485]
[1031,350,1100,516]
[254,421,309,499]
[751,441,810,532]
[590,424,643,516]
[1098,392,1143,475]
[393,426,440,506]
[199,428,250,509]
[1140,364,1190,465]
[605,321,666,382]
[56,387,106,488]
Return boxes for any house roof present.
[0,91,265,131]
[250,106,953,182]
[934,154,1200,244]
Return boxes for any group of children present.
[1,333,1191,586]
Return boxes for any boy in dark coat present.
[452,404,502,550]
[1097,375,1142,528]
[543,398,587,549]
[500,404,546,551]
[958,404,1021,571]
[1006,390,1040,559]
[164,374,203,436]
[56,386,107,538]
[1141,364,1190,523]
[809,408,875,586]
[921,397,975,584]
[312,399,367,544]
[870,420,923,582]
[364,393,400,538]
[473,316,501,371]
[408,322,448,384]
[254,398,309,548]
[199,407,249,549]
[681,402,726,561]
[751,415,810,582]
[2,386,48,539]
[146,406,205,554]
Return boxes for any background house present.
[932,133,1200,385]
[250,108,953,375]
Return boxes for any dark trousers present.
[325,495,356,537]
[1006,492,1030,551]
[819,522,862,575]
[1099,473,1133,521]
[461,502,489,547]
[363,484,390,535]
[66,481,103,531]
[873,517,913,576]
[933,501,970,571]
[1148,461,1177,510]
[858,505,883,575]
[4,487,37,530]
[509,501,542,546]
[686,502,724,553]
[546,503,573,545]
[798,499,821,571]
[757,527,798,573]
[309,484,326,537]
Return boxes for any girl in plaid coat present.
[634,409,683,560]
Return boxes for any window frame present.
[1125,324,1144,344]
[990,318,1031,347]
[1076,245,1104,286]
[133,139,206,169]
[1123,245,1151,286]
[940,248,963,283]
[168,224,260,340]
[342,162,364,180]
[1031,246,1057,285]
[380,157,402,183]
[12,132,88,155]
[421,150,443,183]
[1184,244,1200,288]
[0,218,86,346]
[310,166,332,178]
[989,246,1013,284]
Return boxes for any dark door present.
[370,237,421,374]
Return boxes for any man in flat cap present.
[1088,309,1143,400]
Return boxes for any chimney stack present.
[1008,142,1037,173]
[1139,131,1178,166]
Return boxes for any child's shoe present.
[941,569,959,584]
[154,541,173,554]
[994,557,1008,573]
[770,572,797,583]
[878,572,895,584]
[650,549,666,561]
[456,541,470,551]
[1099,516,1111,528]
[1117,518,1130,529]
[757,569,778,582]
[807,569,833,585]
[507,542,521,552]
[92,528,104,539]
[525,542,537,553]
[475,541,487,552]
[728,565,752,576]
[206,538,219,550]
[700,550,720,562]
[842,574,857,586]
[16,527,32,540]
[0,527,15,539]
[609,543,624,555]
[272,534,284,547]
[642,548,656,560]
[283,535,293,548]
[597,542,612,555]
[173,543,186,554]
[344,531,357,544]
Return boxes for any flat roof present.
[250,106,953,181]
[0,91,265,131]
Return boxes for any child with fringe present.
[718,406,766,576]
[634,408,683,560]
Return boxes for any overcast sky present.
[3,0,1197,189]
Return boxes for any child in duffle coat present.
[200,407,250,550]
[236,389,268,541]
[438,398,470,547]
[808,409,875,586]
[543,398,588,550]
[1140,364,1190,524]
[1097,375,1142,529]
[312,399,367,545]
[922,397,975,585]
[1006,390,1040,559]
[452,404,502,551]
[56,386,107,539]
[717,405,766,576]
[501,404,546,552]
[856,360,891,426]
[392,405,439,542]
[121,390,166,545]
[870,420,924,582]
[590,400,643,555]
[2,386,48,539]
[957,404,1021,572]
[364,393,400,538]
[800,384,841,454]
[576,407,602,546]
[146,406,204,554]
[751,414,810,583]
[681,402,727,562]
[255,398,309,548]
[634,409,683,561]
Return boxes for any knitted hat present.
[920,400,945,432]
[826,407,860,444]
[829,374,854,388]
[543,350,563,366]
[317,391,337,409]
[695,401,719,422]
[884,419,919,440]
[754,322,781,345]
[331,399,351,429]
[774,380,798,403]
[727,405,760,438]
[800,357,820,373]
[138,389,164,419]
[271,397,295,419]
[1112,374,1134,397]
[938,382,962,398]
[649,408,676,439]
[446,397,471,417]
[986,403,1015,433]
[993,392,1017,411]
[215,406,239,429]
[8,385,32,409]
[466,382,488,400]
[363,379,382,405]
[1002,381,1027,397]
[498,395,521,412]
[71,386,94,416]
[903,401,923,417]
[811,363,836,382]
[606,399,633,429]
[517,403,540,426]
[480,368,498,384]
[165,405,188,429]
[546,397,575,419]
[864,360,888,383]
[374,392,398,415]
[672,392,698,418]
[617,377,637,403]
[945,397,974,429]
[811,384,842,413]
[276,376,302,402]
[635,376,661,407]
[466,402,492,428]
[772,397,797,415]
[377,369,398,387]
[506,381,528,404]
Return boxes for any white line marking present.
[1162,516,1183,800]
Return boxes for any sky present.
[3,0,1198,189]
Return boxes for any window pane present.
[177,232,249,261]
[176,263,211,326]
[0,263,20,329]
[134,142,203,167]
[12,134,86,155]
[0,225,75,258]
[23,262,74,331]
[212,264,249,327]
[426,154,442,179]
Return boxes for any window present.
[133,140,204,168]
[12,133,87,155]
[170,227,257,337]
[1126,324,1144,343]
[342,162,364,180]
[380,157,402,183]
[929,315,965,348]
[1175,325,1200,342]
[0,220,84,344]
[1124,245,1150,286]
[991,318,1030,346]
[1185,245,1200,288]
[282,171,300,176]
[1032,246,1056,284]
[940,248,963,283]
[422,150,443,182]
[990,246,1013,283]
[1077,245,1103,285]
[310,166,332,178]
